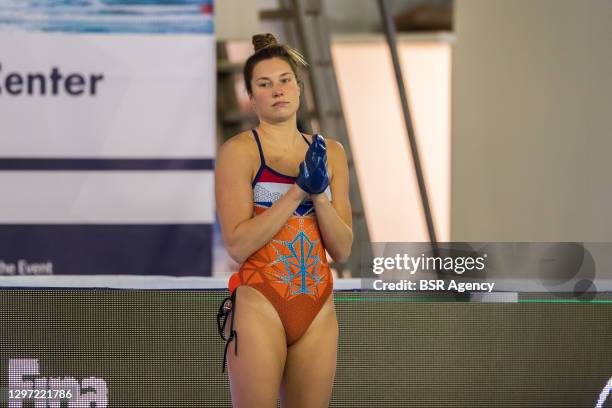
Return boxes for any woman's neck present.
[257,119,302,148]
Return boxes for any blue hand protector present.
[296,134,329,194]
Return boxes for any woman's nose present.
[272,84,284,96]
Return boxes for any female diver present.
[216,33,353,408]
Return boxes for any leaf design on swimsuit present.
[271,230,324,298]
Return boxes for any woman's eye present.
[282,78,291,83]
[259,83,270,87]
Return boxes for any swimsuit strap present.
[251,128,266,166]
[254,128,312,154]
[217,289,238,373]
[251,129,316,185]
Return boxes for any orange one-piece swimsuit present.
[217,129,333,372]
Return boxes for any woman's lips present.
[273,101,290,107]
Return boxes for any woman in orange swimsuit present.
[215,33,353,407]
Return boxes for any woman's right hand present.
[296,135,329,194]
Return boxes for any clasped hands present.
[296,134,329,195]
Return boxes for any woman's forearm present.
[312,193,353,263]
[225,184,305,264]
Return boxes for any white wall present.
[332,35,452,242]
[215,0,259,40]
[452,0,612,241]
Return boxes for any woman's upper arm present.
[215,137,254,243]
[328,139,353,229]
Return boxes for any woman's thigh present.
[280,295,339,408]
[226,285,287,408]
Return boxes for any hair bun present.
[252,33,278,53]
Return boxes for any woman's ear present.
[249,94,257,112]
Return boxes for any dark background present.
[1,290,611,407]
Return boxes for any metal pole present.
[377,0,441,261]
[378,1,469,301]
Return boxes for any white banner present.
[0,1,216,279]
[0,32,215,157]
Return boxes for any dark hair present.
[243,33,307,95]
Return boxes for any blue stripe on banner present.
[0,224,212,276]
[0,0,215,34]
[0,158,214,171]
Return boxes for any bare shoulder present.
[219,131,255,157]
[325,138,345,154]
[324,137,347,165]
[217,130,260,166]
[216,131,261,183]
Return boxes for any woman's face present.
[250,57,300,123]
